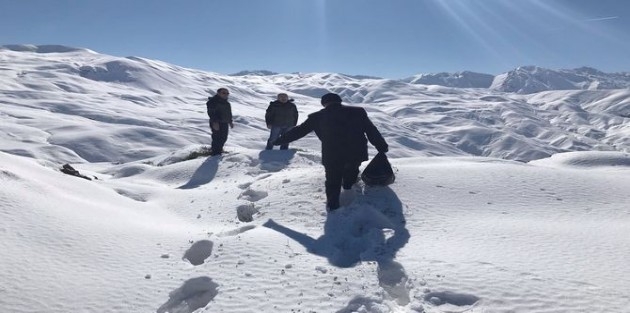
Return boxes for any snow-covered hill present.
[490,66,630,94]
[403,66,630,94]
[1,44,630,313]
[1,45,628,163]
[402,71,494,88]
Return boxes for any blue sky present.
[1,0,629,78]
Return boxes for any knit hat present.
[320,93,342,105]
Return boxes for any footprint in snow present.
[423,290,480,311]
[237,188,268,202]
[237,182,252,190]
[377,260,411,305]
[156,276,218,313]
[216,225,256,237]
[183,240,214,266]
[236,204,259,222]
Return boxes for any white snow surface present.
[1,45,629,313]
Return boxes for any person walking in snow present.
[273,93,388,212]
[265,93,298,150]
[206,87,233,156]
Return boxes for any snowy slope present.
[1,45,630,313]
[1,45,628,164]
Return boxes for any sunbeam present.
[430,0,630,71]
[314,0,331,68]
[431,1,530,70]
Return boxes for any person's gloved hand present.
[378,146,388,153]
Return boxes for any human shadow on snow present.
[264,186,412,305]
[177,156,221,189]
[157,276,218,313]
[178,149,297,189]
[257,149,296,172]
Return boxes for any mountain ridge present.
[1,44,628,164]
[3,44,629,94]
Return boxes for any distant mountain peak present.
[1,44,95,54]
[572,66,606,76]
[341,73,382,80]
[403,71,494,88]
[490,66,630,94]
[229,70,279,76]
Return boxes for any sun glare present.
[431,0,630,70]
[432,1,514,66]
[313,0,330,68]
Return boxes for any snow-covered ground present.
[1,45,629,312]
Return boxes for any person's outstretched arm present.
[274,115,315,146]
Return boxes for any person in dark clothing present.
[265,93,298,150]
[274,93,388,211]
[206,88,234,156]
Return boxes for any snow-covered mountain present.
[402,71,494,88]
[2,45,630,313]
[229,70,279,76]
[230,67,630,94]
[1,44,628,163]
[490,66,630,94]
[403,66,630,94]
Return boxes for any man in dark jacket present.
[274,93,388,211]
[265,93,298,150]
[206,87,234,156]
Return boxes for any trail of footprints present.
[156,171,273,312]
[235,173,270,222]
[156,225,257,313]
[157,169,481,312]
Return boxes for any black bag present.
[361,152,395,186]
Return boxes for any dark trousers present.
[324,162,361,210]
[210,122,229,153]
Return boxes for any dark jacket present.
[206,95,233,123]
[275,103,388,166]
[265,99,298,127]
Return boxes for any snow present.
[1,45,629,313]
